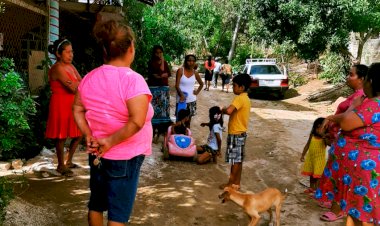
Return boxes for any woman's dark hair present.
[207,55,212,67]
[151,45,163,60]
[93,20,135,62]
[183,54,196,69]
[310,117,325,137]
[48,38,71,56]
[367,62,380,96]
[232,73,252,91]
[353,64,369,79]
[208,106,223,130]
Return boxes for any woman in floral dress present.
[316,62,380,226]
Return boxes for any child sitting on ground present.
[171,109,190,135]
[300,117,328,193]
[196,106,224,164]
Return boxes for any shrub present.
[288,72,307,87]
[319,52,349,84]
[0,177,15,224]
[0,57,38,159]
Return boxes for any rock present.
[11,159,23,170]
[0,162,11,170]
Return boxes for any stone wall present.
[348,33,380,65]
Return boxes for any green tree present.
[254,0,380,62]
[348,0,380,63]
[254,0,350,61]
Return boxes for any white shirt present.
[177,68,196,103]
[214,62,222,72]
[207,123,223,150]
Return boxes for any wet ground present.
[4,78,345,226]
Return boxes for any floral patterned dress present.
[315,98,380,223]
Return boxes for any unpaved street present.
[4,78,345,226]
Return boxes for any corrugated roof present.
[137,0,156,6]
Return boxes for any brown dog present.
[219,185,286,226]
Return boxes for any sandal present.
[303,188,315,194]
[66,162,79,168]
[318,201,332,209]
[320,211,344,222]
[57,167,74,177]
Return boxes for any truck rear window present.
[250,65,281,75]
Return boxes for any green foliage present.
[272,41,296,64]
[0,57,39,159]
[319,52,349,84]
[0,2,4,14]
[288,72,307,88]
[231,42,264,67]
[0,177,14,224]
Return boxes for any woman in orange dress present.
[45,38,82,176]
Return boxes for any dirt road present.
[4,78,345,226]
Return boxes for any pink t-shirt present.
[329,89,364,141]
[78,65,154,160]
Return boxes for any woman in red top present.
[45,39,82,176]
[204,55,215,91]
[147,45,171,86]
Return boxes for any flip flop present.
[66,163,79,168]
[57,168,74,177]
[318,201,332,209]
[303,188,315,194]
[320,211,344,222]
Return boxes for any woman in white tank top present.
[175,54,204,128]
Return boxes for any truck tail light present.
[251,79,259,87]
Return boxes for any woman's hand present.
[179,95,186,102]
[161,73,169,78]
[193,90,199,95]
[300,154,305,162]
[96,137,112,157]
[86,135,99,154]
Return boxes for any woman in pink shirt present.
[73,20,153,225]
[204,55,215,91]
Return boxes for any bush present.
[319,52,349,84]
[288,72,307,87]
[0,177,15,224]
[0,57,39,160]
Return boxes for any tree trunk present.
[227,15,241,62]
[356,31,372,64]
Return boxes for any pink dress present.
[78,65,154,160]
[317,89,364,203]
[315,98,380,223]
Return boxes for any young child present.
[171,109,190,135]
[219,73,252,190]
[300,117,327,193]
[196,106,224,164]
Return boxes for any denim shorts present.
[88,154,145,223]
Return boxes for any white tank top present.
[178,67,196,103]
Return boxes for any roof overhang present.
[137,0,157,6]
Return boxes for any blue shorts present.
[88,154,145,223]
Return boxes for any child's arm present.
[300,134,312,162]
[221,104,236,116]
[215,132,222,156]
[200,122,209,127]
